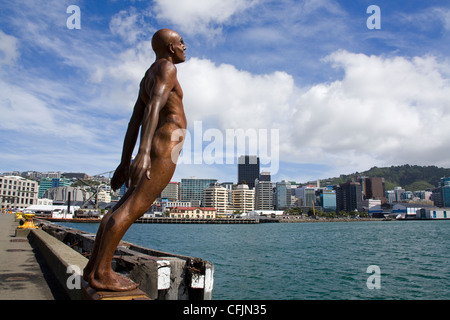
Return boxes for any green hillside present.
[322,165,450,191]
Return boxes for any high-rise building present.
[255,179,273,210]
[438,177,450,207]
[317,189,337,211]
[334,181,363,212]
[39,177,71,198]
[160,182,179,201]
[231,184,255,213]
[180,178,217,205]
[237,155,260,189]
[0,175,39,210]
[203,183,229,216]
[359,176,386,201]
[275,180,291,210]
[259,171,271,182]
[295,186,317,207]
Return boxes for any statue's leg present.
[88,157,176,291]
[83,187,134,281]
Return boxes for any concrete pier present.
[0,213,67,299]
[0,214,214,300]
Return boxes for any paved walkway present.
[0,214,67,300]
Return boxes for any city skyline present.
[1,1,450,184]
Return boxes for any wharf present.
[0,213,67,300]
[135,217,280,224]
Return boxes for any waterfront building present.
[440,177,450,207]
[295,186,317,207]
[422,207,450,219]
[203,183,229,216]
[237,155,260,189]
[180,178,217,205]
[0,175,39,210]
[43,186,90,203]
[160,182,179,201]
[359,177,386,201]
[169,207,217,219]
[39,177,71,198]
[255,179,273,210]
[317,189,337,211]
[275,180,291,210]
[394,186,406,202]
[97,190,111,203]
[334,180,363,212]
[386,190,396,203]
[231,184,255,213]
[220,182,234,207]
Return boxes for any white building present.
[203,184,229,216]
[231,184,255,213]
[0,175,39,210]
[97,190,111,203]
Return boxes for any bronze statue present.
[83,29,187,291]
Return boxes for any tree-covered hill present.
[322,165,450,191]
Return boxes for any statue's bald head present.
[152,29,180,56]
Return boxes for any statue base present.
[81,282,151,300]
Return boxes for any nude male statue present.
[83,29,187,291]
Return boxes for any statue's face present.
[170,36,186,64]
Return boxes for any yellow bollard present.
[18,213,38,229]
[15,211,24,220]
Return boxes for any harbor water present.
[60,220,450,300]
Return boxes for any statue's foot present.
[89,270,139,292]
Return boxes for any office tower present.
[334,180,363,212]
[359,176,385,201]
[275,180,291,210]
[0,175,39,210]
[439,177,450,207]
[203,183,229,216]
[317,189,337,211]
[255,179,273,210]
[38,177,71,198]
[232,184,255,213]
[237,155,260,189]
[259,171,271,182]
[160,182,179,201]
[180,178,218,205]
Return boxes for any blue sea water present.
[60,220,450,300]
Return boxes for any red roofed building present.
[169,207,217,219]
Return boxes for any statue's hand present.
[129,152,151,188]
[111,162,130,191]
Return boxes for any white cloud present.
[0,30,19,65]
[179,57,295,129]
[290,51,450,171]
[174,51,450,178]
[153,0,258,36]
[109,7,155,44]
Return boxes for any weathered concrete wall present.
[36,220,214,300]
[28,228,88,300]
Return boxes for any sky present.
[1,0,450,184]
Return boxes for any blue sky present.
[1,0,450,184]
